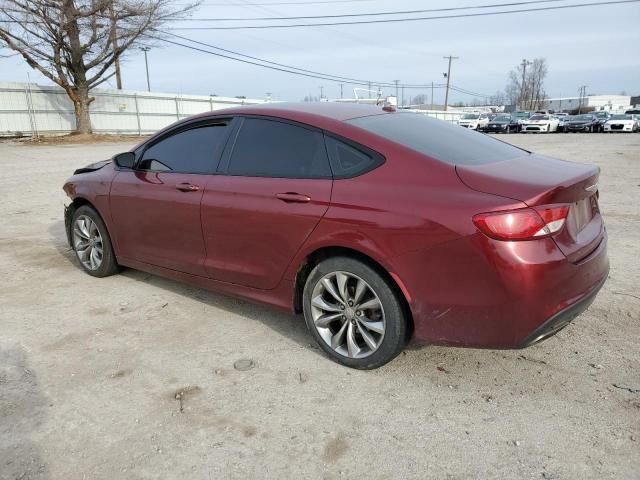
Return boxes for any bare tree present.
[504,58,548,110]
[0,0,197,133]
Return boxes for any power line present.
[156,30,461,90]
[161,31,402,87]
[147,33,450,90]
[168,0,640,29]
[191,0,377,5]
[174,0,578,21]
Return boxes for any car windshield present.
[594,112,608,118]
[462,114,479,119]
[575,115,593,121]
[495,115,511,121]
[611,114,632,120]
[347,112,526,166]
[529,115,548,120]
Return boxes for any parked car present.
[512,111,532,127]
[603,114,639,132]
[63,103,609,369]
[521,114,560,133]
[555,113,571,132]
[484,114,520,133]
[565,114,600,133]
[458,113,485,130]
[591,111,611,132]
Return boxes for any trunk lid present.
[456,154,604,263]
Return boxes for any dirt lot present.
[1,133,639,479]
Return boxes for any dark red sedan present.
[63,103,608,369]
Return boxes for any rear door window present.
[227,118,331,178]
[348,113,526,165]
[139,123,229,173]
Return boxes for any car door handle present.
[176,183,200,192]
[276,192,311,203]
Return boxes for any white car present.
[603,114,639,133]
[521,114,560,133]
[457,113,489,130]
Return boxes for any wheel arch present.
[65,196,118,256]
[293,246,414,339]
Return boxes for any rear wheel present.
[302,257,408,369]
[71,205,120,277]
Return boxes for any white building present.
[546,95,631,113]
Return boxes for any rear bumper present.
[517,275,605,348]
[395,230,609,349]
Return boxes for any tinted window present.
[139,124,228,173]
[324,136,383,178]
[228,118,331,178]
[348,113,526,166]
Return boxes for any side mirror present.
[113,152,135,169]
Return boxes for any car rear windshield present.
[347,113,526,165]
[529,115,548,120]
[462,114,479,119]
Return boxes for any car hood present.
[607,120,633,124]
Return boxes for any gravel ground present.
[1,133,639,480]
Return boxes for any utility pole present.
[319,85,324,100]
[401,85,405,107]
[393,80,399,104]
[442,55,459,111]
[431,81,434,110]
[339,83,343,99]
[109,3,122,89]
[519,58,532,109]
[140,47,151,92]
[368,81,371,98]
[578,85,587,114]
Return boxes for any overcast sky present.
[2,0,639,103]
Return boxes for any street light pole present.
[140,47,151,92]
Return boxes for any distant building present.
[546,95,631,113]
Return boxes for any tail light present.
[473,205,569,241]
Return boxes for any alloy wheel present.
[310,271,386,359]
[73,215,104,270]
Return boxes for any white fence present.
[0,82,265,137]
[0,82,468,137]
[406,109,466,124]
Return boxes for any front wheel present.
[71,205,120,277]
[302,257,408,369]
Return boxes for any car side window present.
[324,136,384,178]
[227,118,331,179]
[138,124,229,174]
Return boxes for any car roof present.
[133,102,395,153]
[196,102,391,122]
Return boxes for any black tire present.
[71,205,120,278]
[302,256,408,369]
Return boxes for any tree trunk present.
[70,86,92,134]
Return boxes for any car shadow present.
[121,268,315,350]
[0,339,50,479]
[48,220,318,354]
